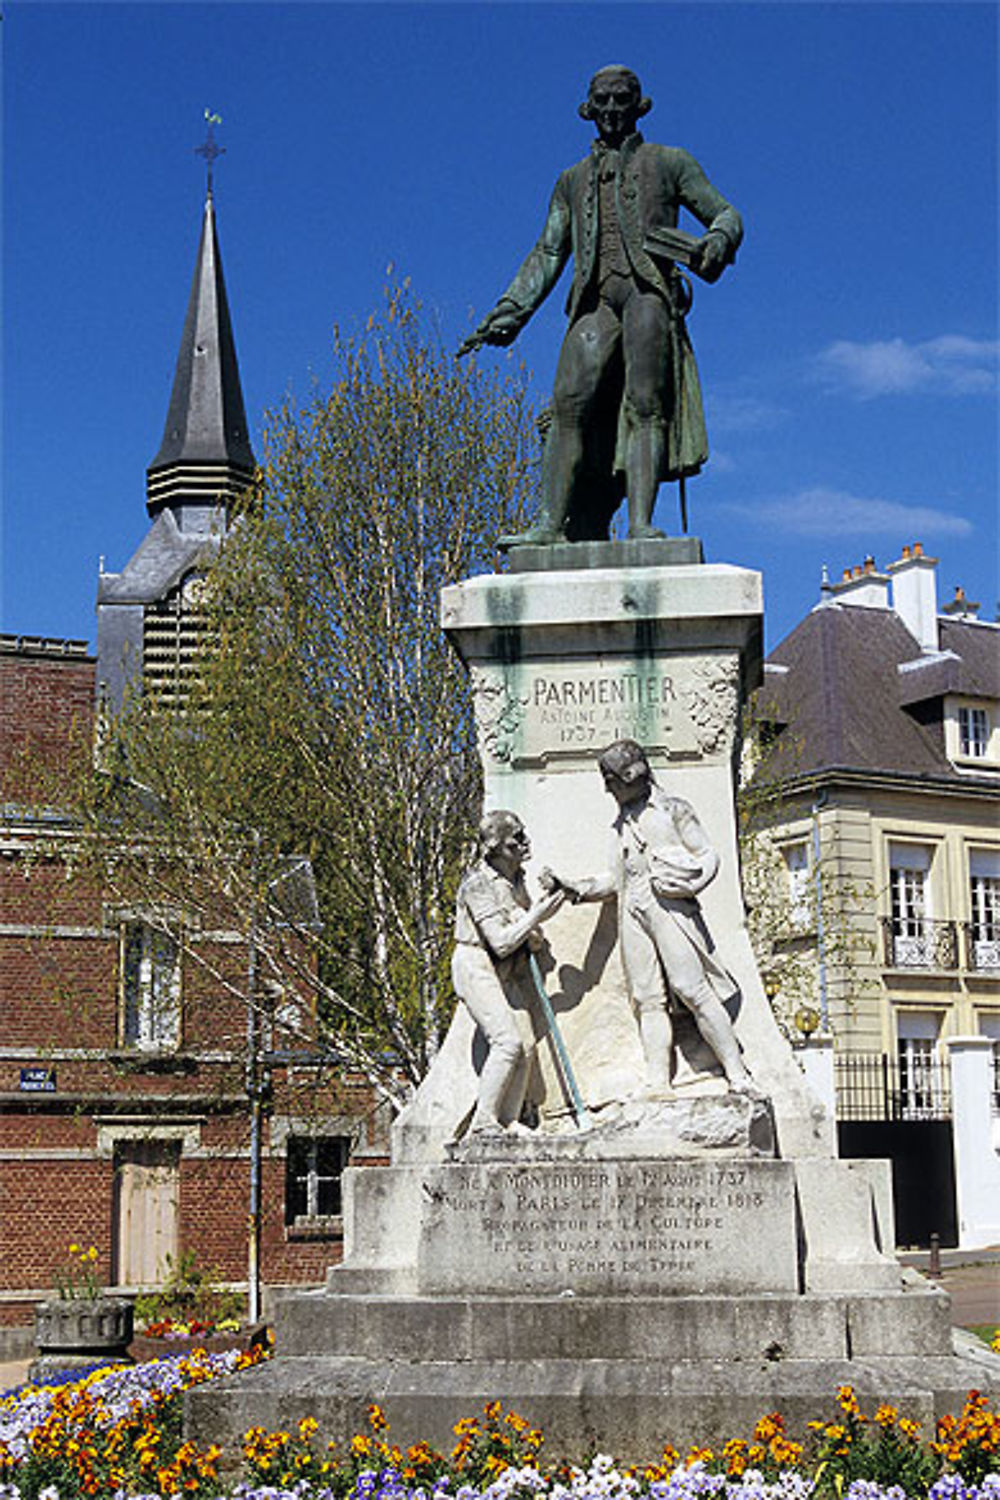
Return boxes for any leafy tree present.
[738,709,876,1043]
[84,282,539,1104]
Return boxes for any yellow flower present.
[69,1242,80,1254]
[368,1402,390,1433]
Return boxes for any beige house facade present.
[750,545,999,1244]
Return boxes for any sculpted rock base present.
[450,1090,776,1160]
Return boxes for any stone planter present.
[31,1296,134,1383]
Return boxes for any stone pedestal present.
[397,558,828,1162]
[187,551,999,1457]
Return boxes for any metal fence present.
[881,917,959,970]
[835,1050,952,1122]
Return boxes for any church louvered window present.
[142,573,208,706]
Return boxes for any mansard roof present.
[757,600,999,788]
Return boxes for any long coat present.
[497,133,743,481]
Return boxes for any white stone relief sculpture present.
[469,668,527,764]
[543,739,756,1098]
[680,657,740,754]
[452,810,565,1134]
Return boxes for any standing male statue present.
[459,65,743,545]
[544,740,754,1097]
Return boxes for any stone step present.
[274,1284,954,1364]
[186,1347,996,1464]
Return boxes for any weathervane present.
[195,109,225,197]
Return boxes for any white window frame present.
[896,1012,943,1120]
[781,841,812,929]
[958,705,990,759]
[285,1135,350,1227]
[969,850,1000,971]
[888,842,933,966]
[120,919,181,1050]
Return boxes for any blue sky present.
[3,1,997,652]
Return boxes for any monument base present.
[186,1153,999,1460]
[186,554,1000,1456]
[187,1278,999,1462]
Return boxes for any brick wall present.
[1,636,381,1329]
[0,639,94,798]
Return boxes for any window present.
[969,850,1000,971]
[979,1016,1000,1112]
[897,1012,943,1120]
[121,921,180,1049]
[888,843,931,965]
[142,573,208,708]
[782,842,811,928]
[285,1136,349,1226]
[958,705,989,758]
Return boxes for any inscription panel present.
[417,1159,797,1296]
[471,656,739,767]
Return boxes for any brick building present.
[0,181,385,1333]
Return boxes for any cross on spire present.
[195,109,225,197]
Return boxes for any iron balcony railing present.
[881,917,959,970]
[835,1051,953,1123]
[963,923,1000,973]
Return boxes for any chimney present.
[941,584,981,621]
[887,541,939,651]
[831,553,890,609]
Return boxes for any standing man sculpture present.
[544,740,754,1097]
[459,65,742,545]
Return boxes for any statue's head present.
[478,809,531,868]
[598,738,652,805]
[579,65,651,143]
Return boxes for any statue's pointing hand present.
[457,302,524,358]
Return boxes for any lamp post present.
[245,849,320,1328]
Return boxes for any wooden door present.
[114,1139,180,1286]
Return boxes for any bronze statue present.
[459,65,742,546]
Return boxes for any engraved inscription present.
[422,1162,790,1292]
[469,657,741,766]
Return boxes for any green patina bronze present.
[460,65,743,548]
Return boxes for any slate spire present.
[146,192,255,518]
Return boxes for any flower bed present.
[129,1320,258,1366]
[0,1357,997,1500]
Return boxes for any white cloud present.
[724,486,974,538]
[709,395,786,433]
[816,335,998,397]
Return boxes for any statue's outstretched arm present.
[476,890,566,959]
[458,177,572,356]
[540,867,616,903]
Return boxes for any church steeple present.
[97,127,257,715]
[145,191,255,519]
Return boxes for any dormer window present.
[958,705,989,759]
